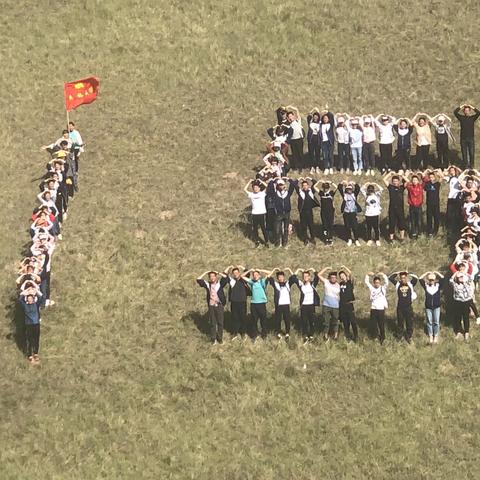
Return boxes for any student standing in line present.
[431,114,454,168]
[338,266,358,342]
[243,269,270,340]
[389,271,418,343]
[361,182,383,246]
[405,174,424,239]
[419,271,445,344]
[19,293,42,364]
[336,115,350,173]
[347,117,364,175]
[307,109,322,173]
[314,180,337,245]
[361,115,376,175]
[286,107,304,170]
[197,271,229,345]
[383,171,407,242]
[244,179,268,247]
[267,177,295,248]
[268,268,295,341]
[375,114,396,172]
[224,265,249,340]
[320,109,335,174]
[454,103,480,168]
[365,272,389,344]
[443,165,463,237]
[291,268,320,344]
[422,169,442,236]
[318,267,341,341]
[393,118,414,171]
[450,270,475,341]
[338,181,361,247]
[293,178,319,245]
[412,113,433,169]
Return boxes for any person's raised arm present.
[454,105,462,120]
[197,271,211,280]
[317,266,331,282]
[434,271,445,278]
[267,268,279,278]
[244,180,252,194]
[283,267,294,275]
[382,171,393,186]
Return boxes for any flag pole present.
[64,82,70,129]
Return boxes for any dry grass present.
[1,1,480,478]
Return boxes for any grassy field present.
[1,0,480,478]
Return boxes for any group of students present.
[245,165,480,247]
[196,265,455,345]
[15,122,84,365]
[266,103,479,172]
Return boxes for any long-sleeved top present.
[414,124,432,146]
[389,276,418,308]
[338,184,361,214]
[365,274,388,310]
[228,277,249,303]
[454,107,480,139]
[375,119,396,144]
[197,277,228,306]
[450,276,474,302]
[419,278,445,309]
[393,125,413,150]
[267,181,295,215]
[406,183,424,207]
[245,278,268,304]
[293,181,319,212]
[361,187,383,216]
[291,275,320,306]
[320,112,335,144]
[348,127,363,148]
[268,276,296,306]
[19,296,40,325]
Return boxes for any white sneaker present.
[340,168,345,174]
[369,169,374,176]
[347,239,353,247]
[310,167,315,174]
[375,240,381,247]
[365,170,370,176]
[63,212,68,221]
[455,332,464,340]
[324,169,329,175]
[465,332,470,342]
[476,317,480,325]
[429,335,434,344]
[45,299,50,307]
[57,234,63,240]
[433,336,439,344]
[329,168,334,174]
[346,169,351,174]
[355,240,361,247]
[316,167,321,174]
[367,240,373,246]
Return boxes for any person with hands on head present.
[405,173,424,239]
[393,117,414,171]
[419,271,445,344]
[422,169,442,237]
[338,266,358,342]
[338,180,362,247]
[197,270,229,345]
[19,293,42,365]
[314,179,337,245]
[307,108,322,173]
[431,114,454,168]
[242,268,270,341]
[364,271,389,344]
[285,106,304,170]
[454,103,480,168]
[450,269,475,341]
[443,165,463,236]
[268,267,296,341]
[224,265,249,341]
[347,116,364,175]
[244,179,268,248]
[320,107,336,174]
[389,270,418,343]
[411,113,433,169]
[267,177,295,248]
[383,171,407,242]
[293,177,319,245]
[291,267,320,344]
[361,182,383,246]
[318,267,341,341]
[335,114,350,174]
[360,115,376,175]
[374,113,396,173]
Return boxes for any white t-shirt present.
[298,281,314,305]
[362,188,383,216]
[309,122,320,135]
[375,121,395,144]
[446,176,462,199]
[290,120,303,140]
[321,124,331,142]
[336,126,349,144]
[362,123,377,143]
[365,275,388,310]
[247,191,267,215]
[273,281,291,306]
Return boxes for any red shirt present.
[406,183,424,207]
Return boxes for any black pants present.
[300,209,314,241]
[321,208,334,241]
[370,309,385,342]
[379,143,393,171]
[25,324,40,356]
[250,303,267,338]
[274,213,290,246]
[426,203,440,235]
[300,305,316,337]
[396,148,411,170]
[309,138,321,168]
[231,301,246,336]
[252,213,268,244]
[208,305,224,342]
[416,145,430,169]
[437,138,449,167]
[274,305,291,334]
[388,208,405,235]
[461,137,475,168]
[290,138,304,169]
[453,299,470,334]
[343,212,359,241]
[409,205,422,237]
[446,198,461,234]
[363,142,375,170]
[338,143,350,170]
[266,209,275,240]
[340,306,358,340]
[468,299,479,318]
[365,215,380,241]
[397,305,414,340]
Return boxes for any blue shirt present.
[19,297,40,325]
[246,278,267,304]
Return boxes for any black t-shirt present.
[424,181,441,205]
[319,190,335,212]
[388,184,405,210]
[339,280,355,309]
[229,278,248,302]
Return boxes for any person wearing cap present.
[320,109,335,174]
[405,173,424,239]
[374,114,396,172]
[361,182,383,246]
[268,268,296,341]
[454,103,480,168]
[393,118,414,171]
[196,270,228,345]
[266,177,295,248]
[335,114,350,173]
[383,171,407,242]
[389,271,418,343]
[314,179,337,244]
[285,107,304,170]
[360,115,376,175]
[307,109,322,173]
[365,272,389,344]
[292,177,319,245]
[450,269,475,341]
[338,180,362,247]
[318,267,341,341]
[411,113,433,169]
[347,116,364,175]
[431,114,454,168]
[419,271,445,344]
[422,169,443,237]
[244,179,268,247]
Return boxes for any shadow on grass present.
[5,292,26,356]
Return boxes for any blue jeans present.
[322,141,333,169]
[426,307,440,336]
[351,146,363,170]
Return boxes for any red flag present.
[64,76,100,112]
